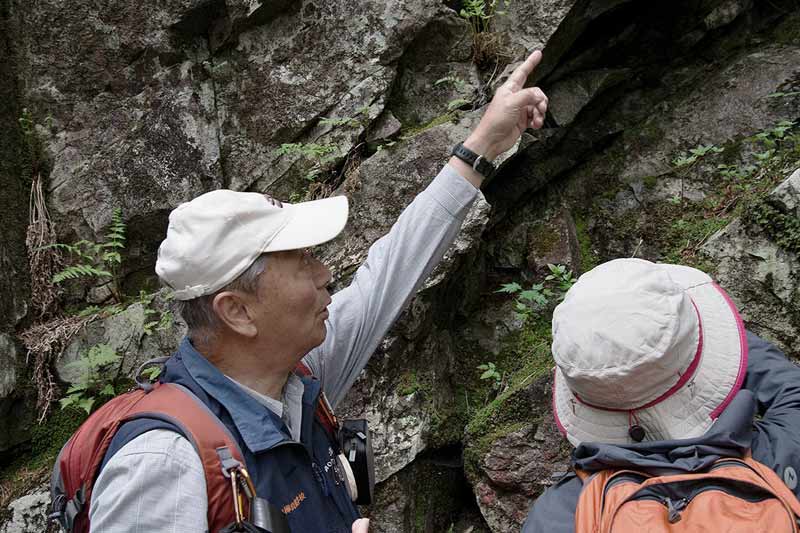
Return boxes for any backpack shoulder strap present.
[294,361,339,439]
[120,382,248,533]
[52,382,251,533]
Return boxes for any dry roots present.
[26,173,61,318]
[19,315,91,422]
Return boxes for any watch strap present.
[451,143,496,179]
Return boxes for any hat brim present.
[265,195,349,252]
[553,264,748,447]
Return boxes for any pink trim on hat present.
[573,300,704,413]
[709,283,748,419]
[551,369,568,437]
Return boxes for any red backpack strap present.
[53,383,249,532]
[128,383,249,532]
[294,361,339,439]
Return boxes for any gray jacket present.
[522,332,800,532]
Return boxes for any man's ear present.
[212,291,258,338]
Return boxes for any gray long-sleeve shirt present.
[89,164,480,532]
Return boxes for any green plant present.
[768,91,800,98]
[498,281,549,320]
[477,362,502,390]
[276,142,338,181]
[446,97,472,111]
[434,76,468,92]
[59,343,122,414]
[545,263,577,296]
[459,0,509,34]
[374,140,397,153]
[459,0,511,64]
[44,208,126,301]
[672,144,724,168]
[671,144,724,206]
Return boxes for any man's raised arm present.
[305,51,548,407]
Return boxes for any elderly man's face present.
[251,248,332,358]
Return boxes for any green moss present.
[463,316,553,482]
[528,222,560,259]
[642,175,658,189]
[398,371,422,397]
[574,214,599,273]
[745,200,800,255]
[0,407,88,508]
[400,112,458,139]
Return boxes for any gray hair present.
[172,253,270,347]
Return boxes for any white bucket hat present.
[552,258,747,446]
[156,190,348,300]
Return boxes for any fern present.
[61,343,122,414]
[49,208,127,302]
[53,264,112,284]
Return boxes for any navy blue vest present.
[103,338,359,532]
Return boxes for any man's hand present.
[352,518,369,532]
[466,50,548,161]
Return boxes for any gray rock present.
[0,486,50,533]
[702,171,800,357]
[617,44,800,182]
[366,110,402,143]
[216,1,451,197]
[14,0,223,248]
[492,0,578,62]
[470,382,571,532]
[704,0,753,30]
[769,168,800,216]
[0,333,17,399]
[547,69,629,126]
[0,335,34,455]
[57,293,185,385]
[388,11,479,126]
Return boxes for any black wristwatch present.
[451,142,496,179]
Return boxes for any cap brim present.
[553,264,748,447]
[265,195,349,252]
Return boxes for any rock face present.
[3,0,800,531]
[0,486,50,533]
[703,169,800,357]
[56,296,186,386]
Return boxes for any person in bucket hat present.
[523,258,800,532]
[82,52,549,533]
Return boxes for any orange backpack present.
[574,455,800,532]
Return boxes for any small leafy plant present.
[459,0,509,34]
[477,362,502,390]
[59,343,122,414]
[458,0,511,64]
[45,208,126,302]
[545,263,578,295]
[276,142,338,181]
[497,263,576,320]
[672,144,724,168]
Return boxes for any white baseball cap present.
[551,258,747,446]
[156,190,349,300]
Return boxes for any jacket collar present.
[175,337,295,453]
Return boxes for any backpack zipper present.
[614,477,780,527]
[600,472,648,512]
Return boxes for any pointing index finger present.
[506,50,543,90]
